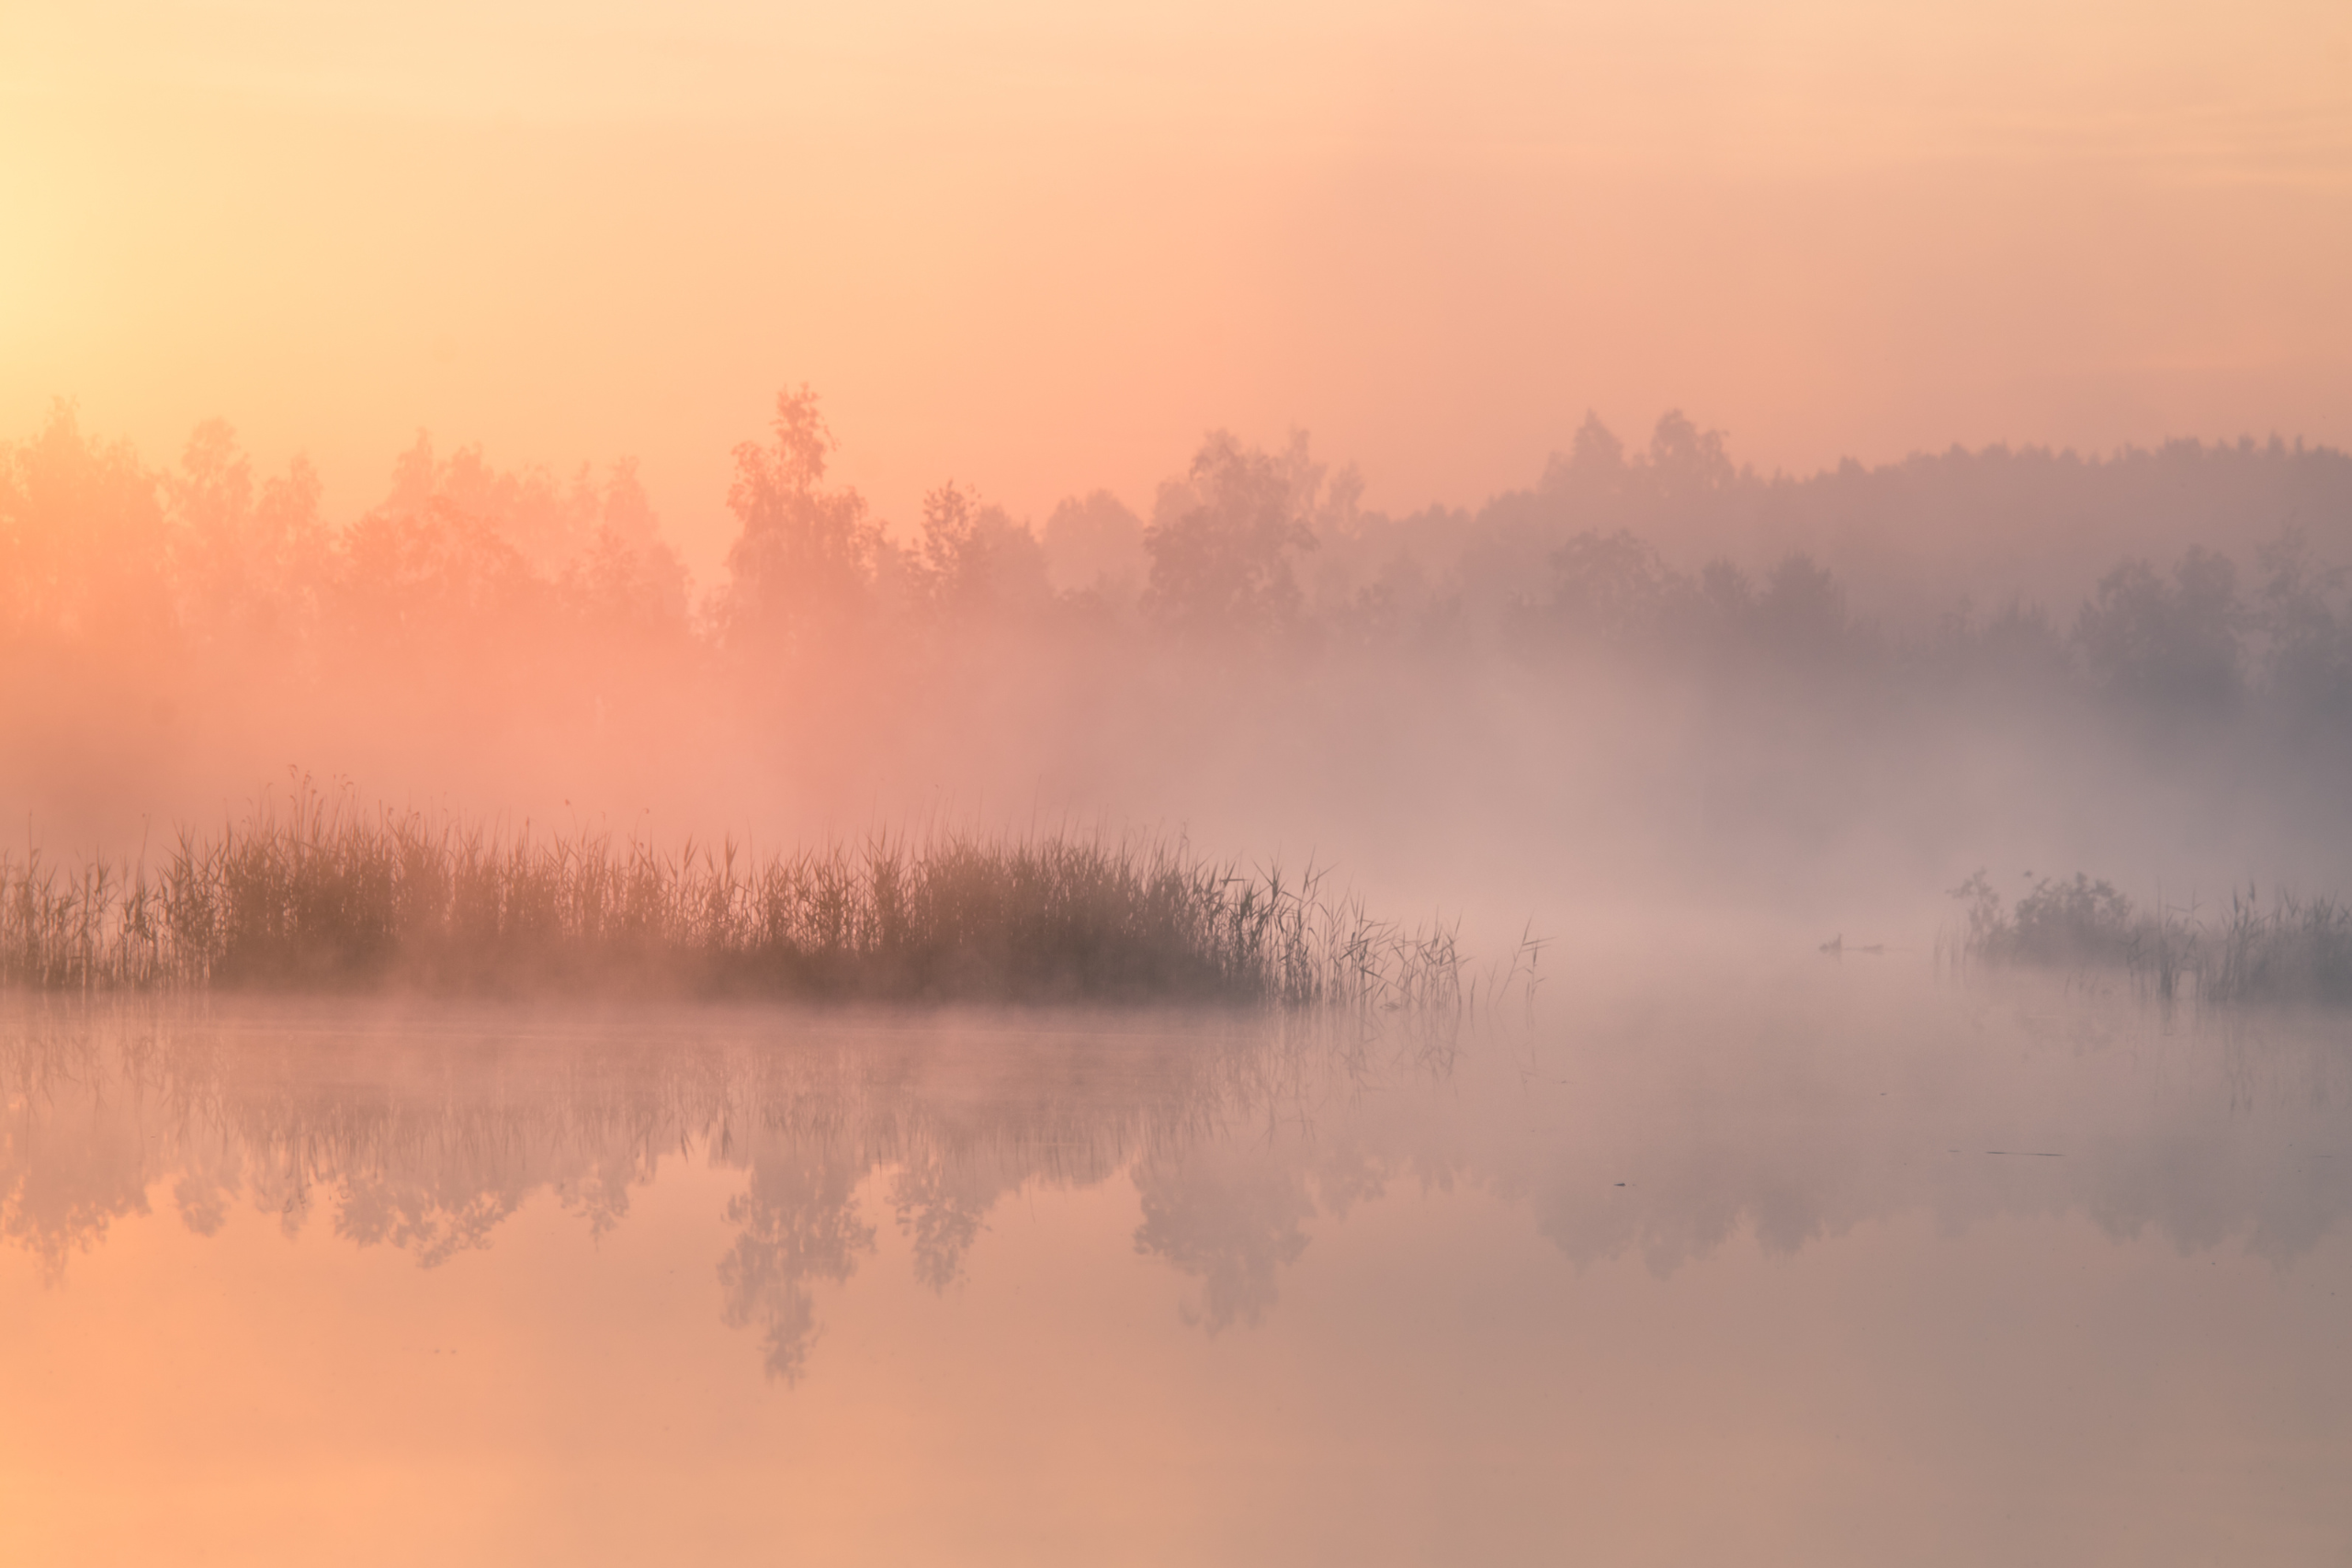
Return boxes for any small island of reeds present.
[1946,870,2352,1009]
[1,792,1471,1009]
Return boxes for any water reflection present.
[4,976,2349,1384]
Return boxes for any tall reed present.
[0,792,1464,1008]
[2207,889,2352,1007]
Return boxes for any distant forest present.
[6,390,2351,731]
[10,387,2352,908]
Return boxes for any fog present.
[6,391,2350,964]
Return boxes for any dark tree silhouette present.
[916,481,1051,621]
[0,402,174,656]
[1141,431,1321,641]
[719,387,881,656]
[2076,547,2247,708]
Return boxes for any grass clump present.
[0,790,1465,1009]
[1948,870,2352,1008]
[2207,890,2352,1007]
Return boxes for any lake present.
[5,957,2349,1564]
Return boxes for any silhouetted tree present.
[1142,431,1322,641]
[2075,547,2247,708]
[915,481,1051,621]
[334,454,543,650]
[562,525,692,643]
[559,457,690,639]
[378,436,594,580]
[1041,489,1147,597]
[0,402,173,656]
[719,387,881,657]
[1643,410,1737,503]
[1521,528,1676,655]
[1932,599,2076,692]
[2255,529,2352,719]
[1537,411,1630,500]
[1750,553,1855,665]
[166,420,329,653]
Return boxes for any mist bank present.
[6,392,2351,938]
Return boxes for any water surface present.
[5,961,2349,1564]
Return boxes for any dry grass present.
[1,790,1466,1009]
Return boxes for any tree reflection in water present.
[4,982,2350,1382]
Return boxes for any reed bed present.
[2207,890,2352,1007]
[0,795,1465,1008]
[1947,871,2352,1008]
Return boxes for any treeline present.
[1504,527,2352,724]
[0,406,690,682]
[7,390,2352,724]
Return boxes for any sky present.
[5,0,2348,576]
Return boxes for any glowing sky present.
[5,0,2347,570]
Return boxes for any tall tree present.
[719,388,881,657]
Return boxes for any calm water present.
[5,959,2350,1565]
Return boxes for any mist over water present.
[7,394,2352,960]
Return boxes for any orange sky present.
[5,0,2348,575]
